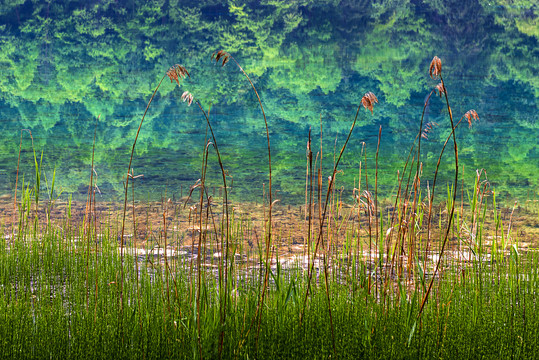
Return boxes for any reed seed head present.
[181,91,194,106]
[435,82,445,97]
[212,50,231,66]
[421,121,439,139]
[464,109,479,128]
[429,56,442,80]
[361,92,378,114]
[166,64,190,85]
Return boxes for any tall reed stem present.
[419,70,458,316]
[120,74,167,313]
[212,50,273,349]
[300,92,377,357]
[13,129,32,239]
[120,64,189,314]
[85,115,99,311]
[190,100,230,358]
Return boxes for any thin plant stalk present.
[196,138,212,360]
[307,129,313,272]
[120,64,189,313]
[419,59,459,317]
[188,99,230,358]
[374,125,382,296]
[300,93,377,356]
[299,99,371,299]
[85,115,99,310]
[13,130,33,240]
[13,130,25,239]
[120,74,166,312]
[131,170,143,332]
[212,50,273,347]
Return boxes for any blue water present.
[0,1,537,205]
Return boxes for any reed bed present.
[1,196,538,359]
[1,54,538,359]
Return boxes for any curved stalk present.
[418,75,459,317]
[120,74,167,312]
[192,100,230,358]
[299,93,377,357]
[212,51,273,350]
[120,64,189,314]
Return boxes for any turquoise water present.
[0,1,537,205]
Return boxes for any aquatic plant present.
[212,49,274,351]
[120,64,190,311]
[182,90,232,358]
[418,56,460,316]
[2,165,538,359]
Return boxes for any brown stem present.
[13,129,32,241]
[299,102,368,358]
[374,125,382,297]
[419,76,459,317]
[220,54,273,351]
[192,101,229,359]
[120,74,167,313]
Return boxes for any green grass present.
[0,214,538,359]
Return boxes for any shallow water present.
[0,1,537,205]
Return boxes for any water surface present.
[0,0,537,205]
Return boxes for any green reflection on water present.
[0,0,537,205]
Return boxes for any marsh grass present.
[2,54,539,359]
[1,199,539,359]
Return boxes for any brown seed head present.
[166,64,190,85]
[464,109,479,128]
[181,91,194,106]
[429,56,442,80]
[361,92,378,114]
[435,83,445,97]
[421,121,439,139]
[212,50,231,67]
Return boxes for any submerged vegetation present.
[2,49,539,359]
